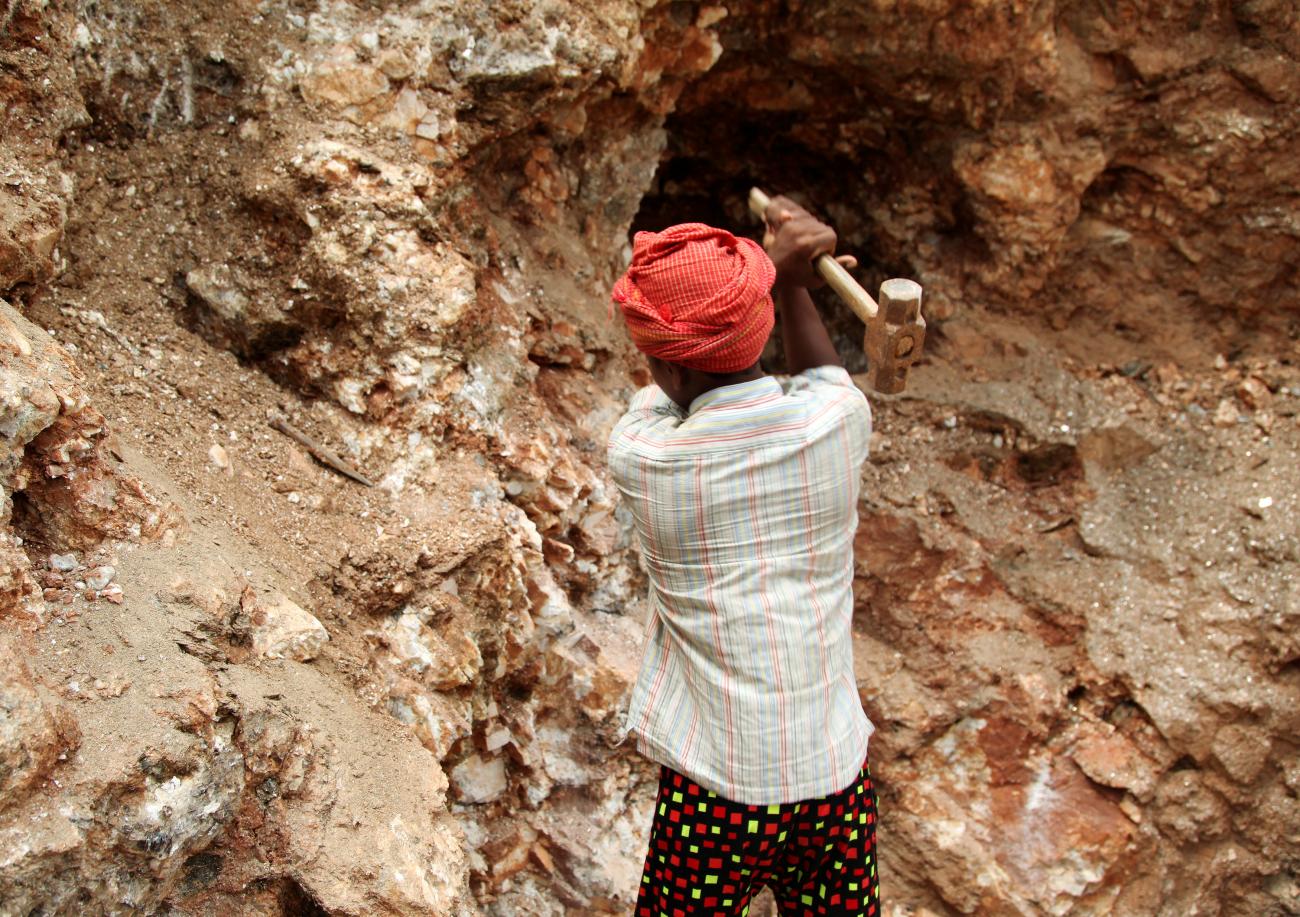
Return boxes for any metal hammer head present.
[864,278,925,395]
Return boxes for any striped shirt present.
[608,366,874,805]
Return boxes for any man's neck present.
[672,365,766,412]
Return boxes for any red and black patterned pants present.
[635,759,879,916]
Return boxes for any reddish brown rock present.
[1212,724,1273,786]
[0,302,183,549]
[0,633,77,809]
[1069,723,1160,800]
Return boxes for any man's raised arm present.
[763,196,859,375]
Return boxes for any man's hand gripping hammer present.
[750,187,926,395]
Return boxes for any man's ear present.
[666,361,689,390]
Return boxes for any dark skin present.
[648,196,858,410]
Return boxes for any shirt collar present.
[687,375,782,416]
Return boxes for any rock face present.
[639,0,1300,346]
[0,0,1297,915]
[0,632,78,809]
[0,0,85,294]
[0,302,183,553]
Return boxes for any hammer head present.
[864,278,925,394]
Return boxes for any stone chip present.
[242,587,330,662]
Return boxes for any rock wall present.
[1,1,1297,915]
[638,0,1300,353]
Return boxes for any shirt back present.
[608,366,873,805]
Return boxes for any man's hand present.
[761,195,847,372]
[763,196,858,290]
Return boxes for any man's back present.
[609,365,873,806]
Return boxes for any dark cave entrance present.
[627,107,894,374]
[628,109,859,239]
[629,153,741,236]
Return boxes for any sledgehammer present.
[749,187,926,395]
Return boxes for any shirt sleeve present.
[784,366,872,466]
[607,385,685,489]
[625,384,680,416]
[784,364,861,395]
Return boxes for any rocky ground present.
[2,1,1298,915]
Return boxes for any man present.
[608,197,879,917]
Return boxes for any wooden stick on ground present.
[269,414,376,487]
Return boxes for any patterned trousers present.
[635,758,879,916]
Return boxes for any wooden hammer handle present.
[748,187,879,325]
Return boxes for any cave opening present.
[629,101,867,248]
[628,112,881,373]
[7,489,60,557]
[624,32,931,377]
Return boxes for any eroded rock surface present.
[0,0,1297,915]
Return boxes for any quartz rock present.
[243,587,330,662]
[450,752,508,804]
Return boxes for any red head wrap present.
[612,223,775,374]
